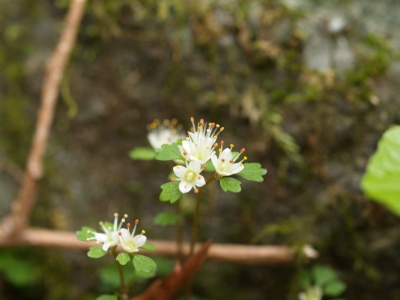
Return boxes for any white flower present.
[298,286,322,300]
[88,213,127,251]
[147,118,184,149]
[173,160,206,193]
[181,117,224,164]
[118,219,147,253]
[211,142,247,176]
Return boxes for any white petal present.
[211,154,218,168]
[94,233,108,243]
[173,165,186,177]
[195,175,206,187]
[179,181,192,193]
[181,140,192,154]
[102,243,111,251]
[133,235,147,247]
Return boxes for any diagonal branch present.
[0,0,87,239]
[132,240,212,300]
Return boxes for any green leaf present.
[96,295,118,300]
[323,281,346,297]
[141,242,157,251]
[154,212,182,226]
[312,265,337,286]
[361,126,400,216]
[129,147,157,160]
[87,246,107,259]
[160,181,182,203]
[237,163,267,182]
[155,143,184,161]
[76,226,96,241]
[297,270,312,288]
[204,159,216,172]
[133,255,157,273]
[220,177,241,193]
[133,269,157,280]
[116,252,130,265]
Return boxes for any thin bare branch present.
[0,227,296,265]
[0,0,87,239]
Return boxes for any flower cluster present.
[172,117,247,194]
[86,213,147,253]
[147,118,184,150]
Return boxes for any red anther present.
[221,140,225,146]
[240,148,246,153]
[210,122,215,127]
[183,151,187,155]
[200,119,204,126]
[221,159,225,162]
[171,177,176,182]
[135,219,139,225]
[229,160,233,163]
[127,223,131,228]
[190,117,194,123]
[119,232,122,236]
[202,164,207,169]
[220,127,225,131]
[194,189,199,194]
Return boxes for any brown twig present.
[132,240,212,300]
[0,0,87,239]
[0,227,296,265]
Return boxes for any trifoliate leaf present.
[141,242,157,251]
[220,177,241,193]
[154,212,182,226]
[76,226,96,241]
[129,147,157,160]
[323,281,346,297]
[160,181,182,203]
[133,255,157,273]
[116,252,130,265]
[87,246,107,259]
[237,163,267,182]
[361,126,400,216]
[155,143,184,161]
[96,295,118,300]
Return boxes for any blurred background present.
[1,0,400,299]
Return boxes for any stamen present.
[194,188,199,194]
[141,230,146,234]
[135,219,139,225]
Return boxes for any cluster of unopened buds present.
[147,117,248,194]
[86,213,147,253]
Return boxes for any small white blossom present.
[298,286,322,300]
[88,213,127,251]
[118,219,147,253]
[173,160,206,193]
[147,118,184,149]
[181,117,224,164]
[211,142,247,176]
